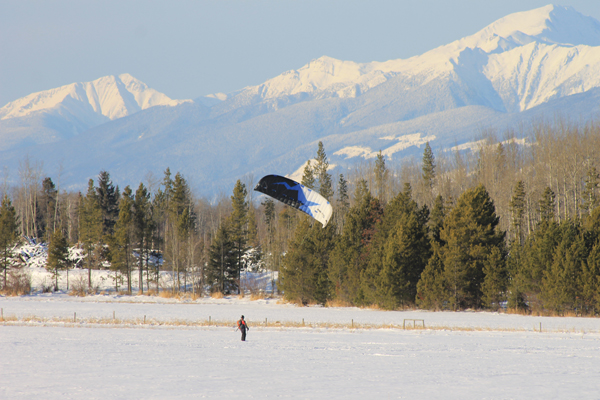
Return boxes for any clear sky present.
[2,0,600,107]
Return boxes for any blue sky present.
[2,1,600,107]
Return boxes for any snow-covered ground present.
[2,294,600,399]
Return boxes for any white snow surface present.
[1,294,600,399]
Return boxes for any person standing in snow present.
[237,315,249,341]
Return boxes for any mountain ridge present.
[2,4,600,196]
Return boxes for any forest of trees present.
[1,120,600,315]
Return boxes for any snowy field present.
[2,294,600,399]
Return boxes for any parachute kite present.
[254,174,333,227]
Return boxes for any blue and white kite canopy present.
[255,175,333,227]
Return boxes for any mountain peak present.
[457,4,600,53]
[0,74,187,121]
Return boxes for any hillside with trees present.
[1,121,600,315]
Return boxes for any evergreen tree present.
[133,183,152,293]
[314,141,333,200]
[429,195,445,246]
[281,217,335,305]
[541,221,586,314]
[581,166,600,215]
[79,179,102,290]
[374,151,389,202]
[328,189,382,305]
[416,246,447,309]
[230,180,248,293]
[361,183,430,308]
[509,181,527,245]
[46,229,69,291]
[515,219,561,311]
[0,195,19,289]
[111,186,135,293]
[581,242,600,314]
[301,160,316,190]
[96,171,119,236]
[422,141,436,189]
[39,177,57,241]
[354,179,369,205]
[207,220,237,293]
[439,184,505,309]
[539,187,556,222]
[335,174,350,230]
[481,246,507,310]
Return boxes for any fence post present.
[1,308,3,321]
[351,319,353,328]
[74,312,76,322]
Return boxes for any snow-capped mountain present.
[0,74,189,150]
[1,5,600,196]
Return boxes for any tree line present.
[1,120,600,315]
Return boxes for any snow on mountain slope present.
[224,5,600,116]
[0,73,187,121]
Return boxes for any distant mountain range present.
[2,4,600,196]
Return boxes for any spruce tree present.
[422,141,436,190]
[509,181,526,245]
[46,229,69,291]
[0,195,19,289]
[39,177,57,241]
[581,166,600,215]
[133,183,152,293]
[96,171,119,236]
[301,160,316,190]
[230,180,248,293]
[539,187,556,222]
[581,243,600,314]
[439,184,505,309]
[79,180,102,290]
[207,220,237,293]
[481,246,507,310]
[374,151,388,202]
[416,246,447,309]
[328,189,382,305]
[111,186,135,293]
[541,221,585,314]
[314,141,333,200]
[429,195,445,246]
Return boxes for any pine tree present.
[301,160,316,190]
[335,174,350,230]
[361,183,430,308]
[541,221,586,314]
[314,141,333,200]
[422,141,436,190]
[281,217,335,305]
[439,184,505,309]
[111,186,135,293]
[328,189,382,305]
[374,151,389,202]
[96,171,119,236]
[230,180,248,293]
[416,246,447,309]
[481,246,507,310]
[429,195,445,246]
[509,181,526,245]
[581,166,600,215]
[581,242,600,314]
[0,195,20,289]
[539,187,556,222]
[39,177,57,241]
[207,220,237,294]
[133,183,152,293]
[46,229,69,291]
[79,179,102,290]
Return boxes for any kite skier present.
[237,315,250,341]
